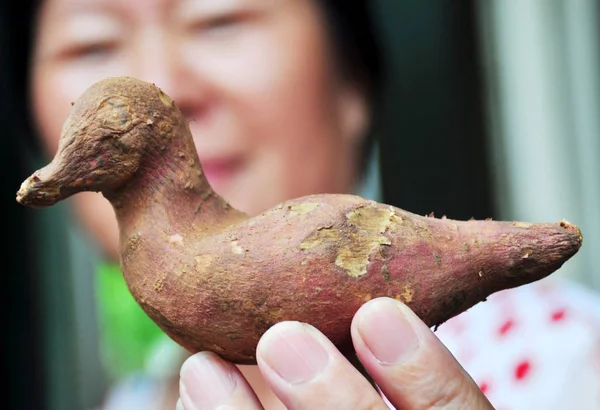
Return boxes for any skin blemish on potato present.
[522,249,533,259]
[160,122,173,138]
[123,233,141,263]
[210,343,226,353]
[500,234,514,245]
[381,264,390,282]
[169,233,183,245]
[127,234,141,251]
[264,307,285,323]
[288,202,319,215]
[158,89,174,107]
[231,240,246,254]
[346,205,395,233]
[300,227,342,250]
[434,252,442,266]
[390,213,403,225]
[97,97,132,130]
[195,254,213,273]
[154,272,167,292]
[301,223,391,278]
[242,300,255,311]
[395,285,414,303]
[335,231,391,278]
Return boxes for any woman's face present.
[32,0,368,258]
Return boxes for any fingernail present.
[259,322,330,384]
[357,298,420,365]
[180,352,236,409]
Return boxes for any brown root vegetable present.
[16,77,583,364]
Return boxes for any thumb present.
[351,298,493,409]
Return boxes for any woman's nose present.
[132,27,208,119]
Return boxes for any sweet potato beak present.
[15,159,79,208]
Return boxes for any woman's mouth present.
[199,157,242,191]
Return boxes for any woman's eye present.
[64,41,117,62]
[190,14,243,37]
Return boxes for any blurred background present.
[3,0,599,409]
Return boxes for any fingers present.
[178,351,264,409]
[351,297,493,410]
[256,321,388,410]
[178,299,493,410]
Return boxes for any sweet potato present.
[16,77,583,364]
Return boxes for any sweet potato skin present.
[16,77,584,364]
[120,192,582,363]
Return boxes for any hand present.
[176,297,493,409]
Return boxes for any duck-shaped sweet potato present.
[17,77,583,364]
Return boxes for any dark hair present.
[319,1,384,107]
[7,0,385,174]
[5,0,39,159]
[318,0,385,176]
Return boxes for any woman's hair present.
[7,0,385,173]
[5,0,39,157]
[318,0,385,175]
[319,1,384,109]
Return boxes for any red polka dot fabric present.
[434,278,600,409]
[381,278,600,409]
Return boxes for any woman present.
[21,0,598,409]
